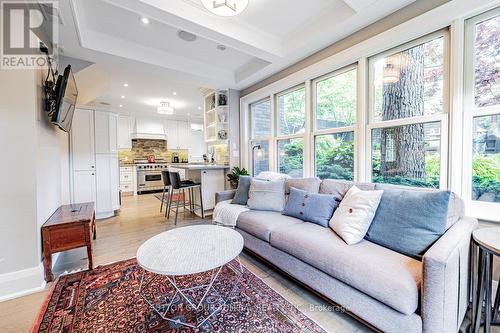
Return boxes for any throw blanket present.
[213,200,249,227]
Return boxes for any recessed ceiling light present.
[197,106,202,110]
[119,104,123,108]
[121,95,125,99]
[140,17,150,25]
[216,44,226,51]
[173,92,177,96]
[123,83,129,87]
[177,30,197,42]
[201,0,248,16]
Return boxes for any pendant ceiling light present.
[201,0,249,17]
[157,101,174,115]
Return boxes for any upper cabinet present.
[95,111,118,154]
[117,115,132,149]
[71,108,95,171]
[165,120,189,150]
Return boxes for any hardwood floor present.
[0,194,487,333]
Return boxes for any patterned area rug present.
[32,258,326,333]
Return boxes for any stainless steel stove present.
[136,163,169,193]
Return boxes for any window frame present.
[462,7,500,221]
[366,29,450,190]
[275,84,307,177]
[249,97,273,176]
[312,64,358,180]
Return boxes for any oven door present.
[140,171,164,190]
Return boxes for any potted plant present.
[227,167,249,189]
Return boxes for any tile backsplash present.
[119,139,188,163]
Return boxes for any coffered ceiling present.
[54,0,418,116]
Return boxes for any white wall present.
[0,67,70,301]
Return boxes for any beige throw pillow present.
[329,185,383,245]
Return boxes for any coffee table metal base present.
[139,258,243,329]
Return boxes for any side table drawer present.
[45,225,88,252]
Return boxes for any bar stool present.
[167,171,205,224]
[160,170,171,214]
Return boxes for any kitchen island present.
[168,164,229,217]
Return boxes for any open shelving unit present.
[204,90,230,143]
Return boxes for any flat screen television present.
[51,65,78,132]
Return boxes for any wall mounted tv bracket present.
[40,42,59,116]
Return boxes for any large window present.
[464,9,500,219]
[368,32,448,188]
[313,66,357,180]
[277,87,305,135]
[250,99,271,176]
[277,138,304,177]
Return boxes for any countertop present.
[169,164,230,170]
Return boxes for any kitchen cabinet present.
[200,169,224,210]
[73,170,96,204]
[70,107,120,219]
[119,166,136,194]
[95,111,118,154]
[165,120,189,150]
[189,127,205,161]
[96,154,120,214]
[117,115,132,149]
[71,108,95,171]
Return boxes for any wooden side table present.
[472,227,500,333]
[41,202,96,282]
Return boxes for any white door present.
[117,115,132,149]
[95,111,118,154]
[71,108,95,171]
[73,170,96,204]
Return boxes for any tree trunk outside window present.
[380,46,426,181]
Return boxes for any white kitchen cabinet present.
[73,170,96,204]
[71,108,95,171]
[201,169,225,210]
[95,111,118,154]
[95,154,120,217]
[70,108,120,219]
[117,115,132,149]
[177,121,189,149]
[165,120,189,150]
[189,127,205,161]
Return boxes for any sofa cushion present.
[270,222,422,315]
[285,178,321,194]
[365,188,450,260]
[237,210,303,242]
[231,176,251,205]
[283,187,337,227]
[374,183,464,229]
[319,179,375,201]
[247,178,286,212]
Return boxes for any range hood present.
[131,117,167,140]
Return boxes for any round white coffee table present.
[137,225,244,328]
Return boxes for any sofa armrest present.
[215,190,236,204]
[421,216,478,333]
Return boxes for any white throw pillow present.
[329,185,383,245]
[256,171,291,182]
[247,178,286,212]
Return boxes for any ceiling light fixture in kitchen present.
[201,0,248,16]
[140,17,150,25]
[157,101,174,115]
[123,83,129,87]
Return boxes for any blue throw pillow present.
[283,187,338,227]
[231,176,251,205]
[364,188,450,260]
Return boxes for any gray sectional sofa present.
[215,179,477,333]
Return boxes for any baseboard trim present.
[0,263,46,302]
